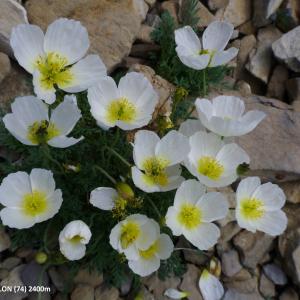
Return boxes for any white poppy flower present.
[199,269,224,300]
[88,72,158,130]
[0,169,63,229]
[186,131,250,187]
[3,95,83,148]
[175,21,238,70]
[165,180,228,250]
[195,96,266,137]
[131,130,189,193]
[109,214,160,260]
[164,288,189,299]
[59,220,92,261]
[179,119,205,137]
[90,187,119,211]
[236,177,287,236]
[10,18,107,104]
[128,233,173,277]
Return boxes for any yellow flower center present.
[201,269,210,279]
[106,97,137,124]
[139,240,159,260]
[69,235,83,244]
[198,156,224,180]
[142,157,170,187]
[36,52,73,90]
[27,120,60,144]
[240,197,265,220]
[177,203,202,229]
[22,190,48,217]
[120,221,141,249]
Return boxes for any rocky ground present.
[0,0,300,299]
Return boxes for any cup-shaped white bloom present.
[165,180,228,250]
[59,220,92,261]
[88,73,159,130]
[3,95,83,148]
[164,288,189,299]
[128,233,173,277]
[131,130,189,193]
[179,119,205,137]
[199,269,224,300]
[186,131,250,187]
[90,187,119,211]
[195,96,266,137]
[109,214,160,260]
[236,177,287,236]
[175,21,238,70]
[10,18,107,104]
[0,169,63,229]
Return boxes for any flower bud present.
[116,182,135,200]
[35,251,47,264]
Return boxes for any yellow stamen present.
[240,197,265,220]
[35,52,73,90]
[69,235,83,244]
[120,221,140,249]
[142,157,170,187]
[22,190,48,217]
[139,240,159,260]
[198,156,224,180]
[106,97,136,124]
[27,120,60,144]
[177,203,202,229]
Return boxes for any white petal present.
[60,241,86,260]
[212,96,245,119]
[29,169,55,196]
[202,21,234,51]
[131,167,160,193]
[59,220,91,243]
[252,182,286,211]
[175,26,201,54]
[90,187,118,211]
[189,131,223,164]
[44,18,89,65]
[184,223,220,250]
[10,24,45,74]
[209,47,238,67]
[0,208,34,229]
[256,210,287,236]
[195,98,213,121]
[61,55,107,93]
[236,177,261,202]
[155,131,189,166]
[179,119,205,137]
[197,192,228,222]
[109,223,122,251]
[133,130,159,169]
[160,175,185,192]
[128,256,160,277]
[176,48,210,70]
[136,219,160,250]
[216,143,250,171]
[239,110,266,133]
[199,269,224,300]
[165,206,183,236]
[33,70,56,104]
[47,136,84,148]
[196,173,238,188]
[0,172,31,207]
[164,289,189,299]
[174,179,206,207]
[50,95,82,135]
[157,234,174,260]
[235,209,257,233]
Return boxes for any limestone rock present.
[286,78,300,102]
[263,263,287,285]
[223,0,251,27]
[95,284,119,300]
[137,25,154,44]
[253,0,271,28]
[0,0,28,56]
[279,287,299,300]
[267,0,285,18]
[208,0,229,10]
[223,288,264,300]
[179,264,203,300]
[71,284,94,300]
[280,181,300,203]
[74,268,103,288]
[267,65,289,99]
[259,273,276,298]
[0,228,11,252]
[0,52,11,83]
[161,0,179,24]
[272,26,300,72]
[233,230,274,269]
[0,257,21,271]
[25,0,148,73]
[221,249,242,277]
[246,26,282,83]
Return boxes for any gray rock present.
[259,273,276,298]
[74,268,103,288]
[267,65,289,100]
[267,0,285,18]
[21,261,49,287]
[272,26,300,72]
[0,52,11,83]
[95,284,119,300]
[48,267,68,292]
[0,0,28,56]
[263,263,287,285]
[208,0,229,10]
[279,287,299,300]
[233,230,274,269]
[223,0,252,27]
[71,284,94,300]
[0,228,11,252]
[253,0,272,28]
[0,257,21,271]
[280,181,300,204]
[286,78,300,102]
[221,249,242,277]
[224,288,264,300]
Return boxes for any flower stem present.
[94,165,117,185]
[147,196,162,219]
[41,144,64,173]
[202,68,207,96]
[105,147,132,168]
